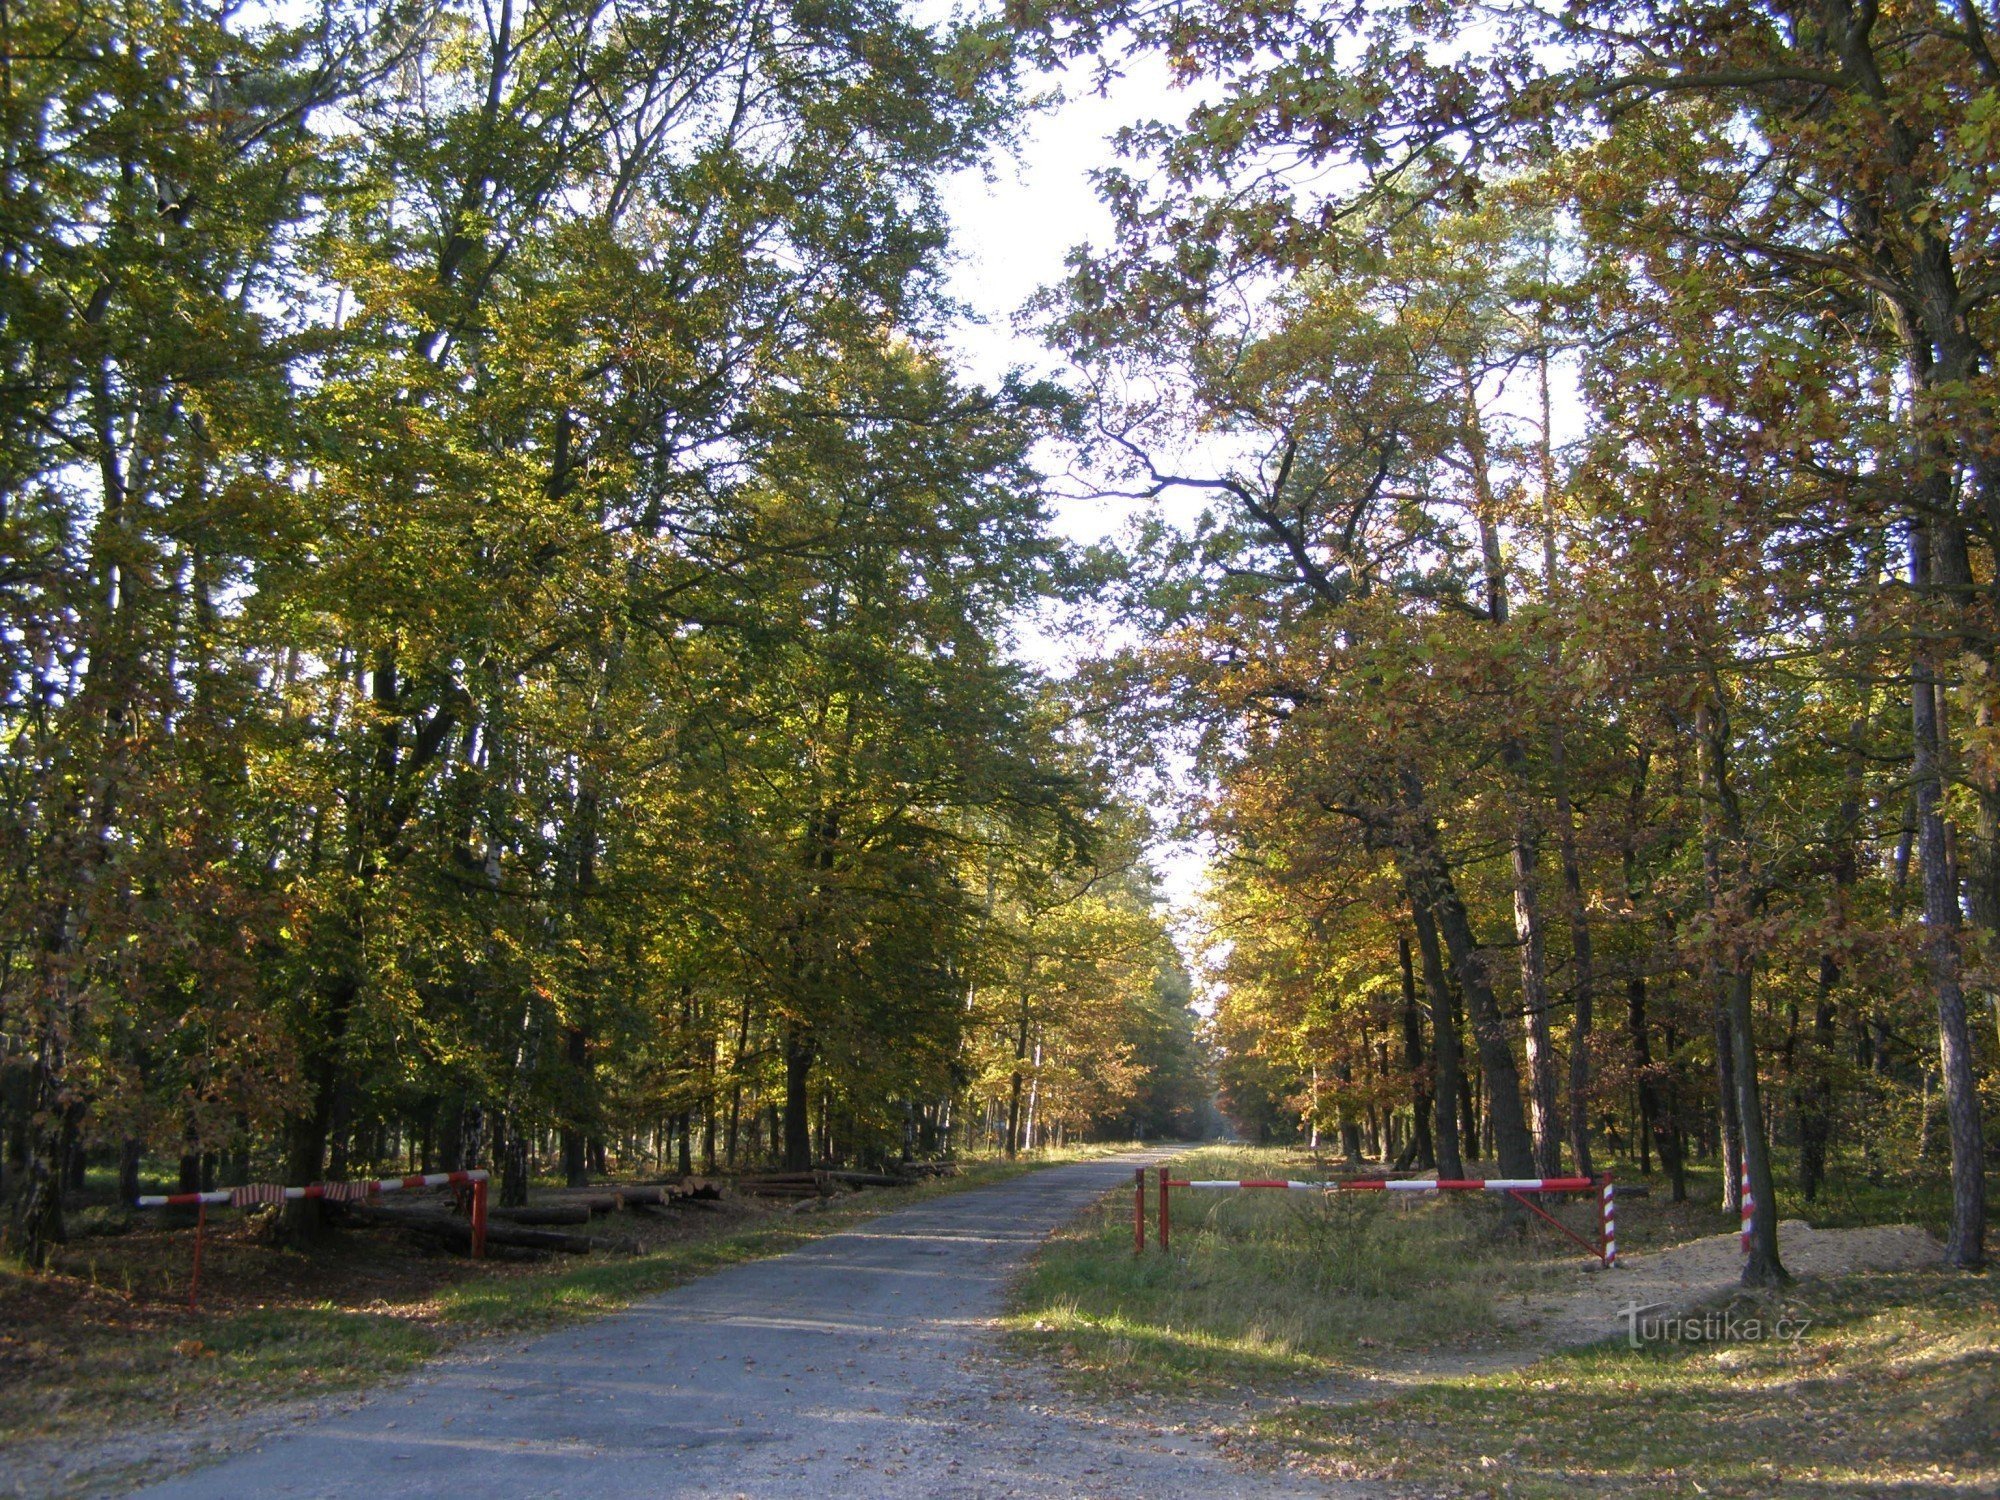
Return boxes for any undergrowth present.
[1254,1269,1999,1498]
[1005,1146,1581,1391]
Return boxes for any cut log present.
[491,1205,592,1226]
[823,1171,905,1188]
[353,1207,599,1255]
[541,1191,622,1213]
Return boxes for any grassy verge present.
[1008,1146,1995,1497]
[1004,1145,1591,1392]
[0,1144,1132,1455]
[1253,1270,1999,1498]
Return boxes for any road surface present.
[128,1152,1347,1499]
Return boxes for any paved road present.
[129,1152,1346,1499]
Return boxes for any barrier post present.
[1133,1168,1145,1256]
[1600,1176,1616,1268]
[1740,1164,1753,1253]
[189,1199,207,1312]
[471,1175,489,1259]
[1158,1171,1171,1253]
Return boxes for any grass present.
[1252,1270,1999,1498]
[1004,1145,1594,1391]
[1009,1145,1997,1497]
[0,1143,1133,1461]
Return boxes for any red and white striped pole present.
[1740,1164,1753,1253]
[1600,1176,1616,1268]
[1166,1176,1598,1193]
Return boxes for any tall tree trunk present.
[1551,742,1596,1179]
[1533,308,1597,1181]
[1336,1061,1364,1165]
[782,1022,814,1172]
[1910,518,1988,1269]
[1407,902,1466,1177]
[1394,771,1536,1178]
[1398,935,1437,1170]
[1005,1001,1030,1160]
[1697,697,1786,1285]
[1463,407,1558,1182]
[561,1025,590,1189]
[1511,828,1565,1179]
[1626,972,1685,1199]
[725,994,753,1168]
[1800,716,1864,1200]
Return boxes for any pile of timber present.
[732,1163,958,1199]
[348,1204,611,1256]
[733,1171,829,1200]
[352,1175,724,1256]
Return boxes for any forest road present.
[128,1150,1356,1500]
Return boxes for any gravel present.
[117,1152,1363,1500]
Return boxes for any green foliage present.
[0,0,1197,1257]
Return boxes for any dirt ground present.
[1499,1218,1944,1349]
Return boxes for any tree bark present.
[1909,517,1988,1268]
[1511,828,1565,1178]
[1407,903,1464,1178]
[1398,935,1437,1170]
[1696,697,1787,1285]
[782,1023,814,1172]
[1394,771,1537,1178]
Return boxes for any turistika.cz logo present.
[1617,1301,1812,1349]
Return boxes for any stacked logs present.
[355,1177,724,1256]
[732,1164,959,1199]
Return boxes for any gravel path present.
[125,1152,1356,1500]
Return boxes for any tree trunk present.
[1394,772,1536,1178]
[1005,1005,1029,1160]
[561,1025,590,1189]
[1407,903,1464,1178]
[1696,697,1786,1285]
[1551,747,1596,1179]
[1910,518,1988,1269]
[1398,935,1437,1170]
[782,1023,813,1172]
[1511,828,1565,1178]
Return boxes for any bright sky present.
[934,55,1220,922]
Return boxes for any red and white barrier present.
[137,1169,491,1309]
[1602,1177,1617,1267]
[137,1168,490,1209]
[1140,1170,1617,1266]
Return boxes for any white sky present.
[934,56,1220,921]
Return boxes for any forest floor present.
[0,1144,1135,1499]
[1008,1145,1998,1498]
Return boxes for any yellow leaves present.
[1947,653,2000,793]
